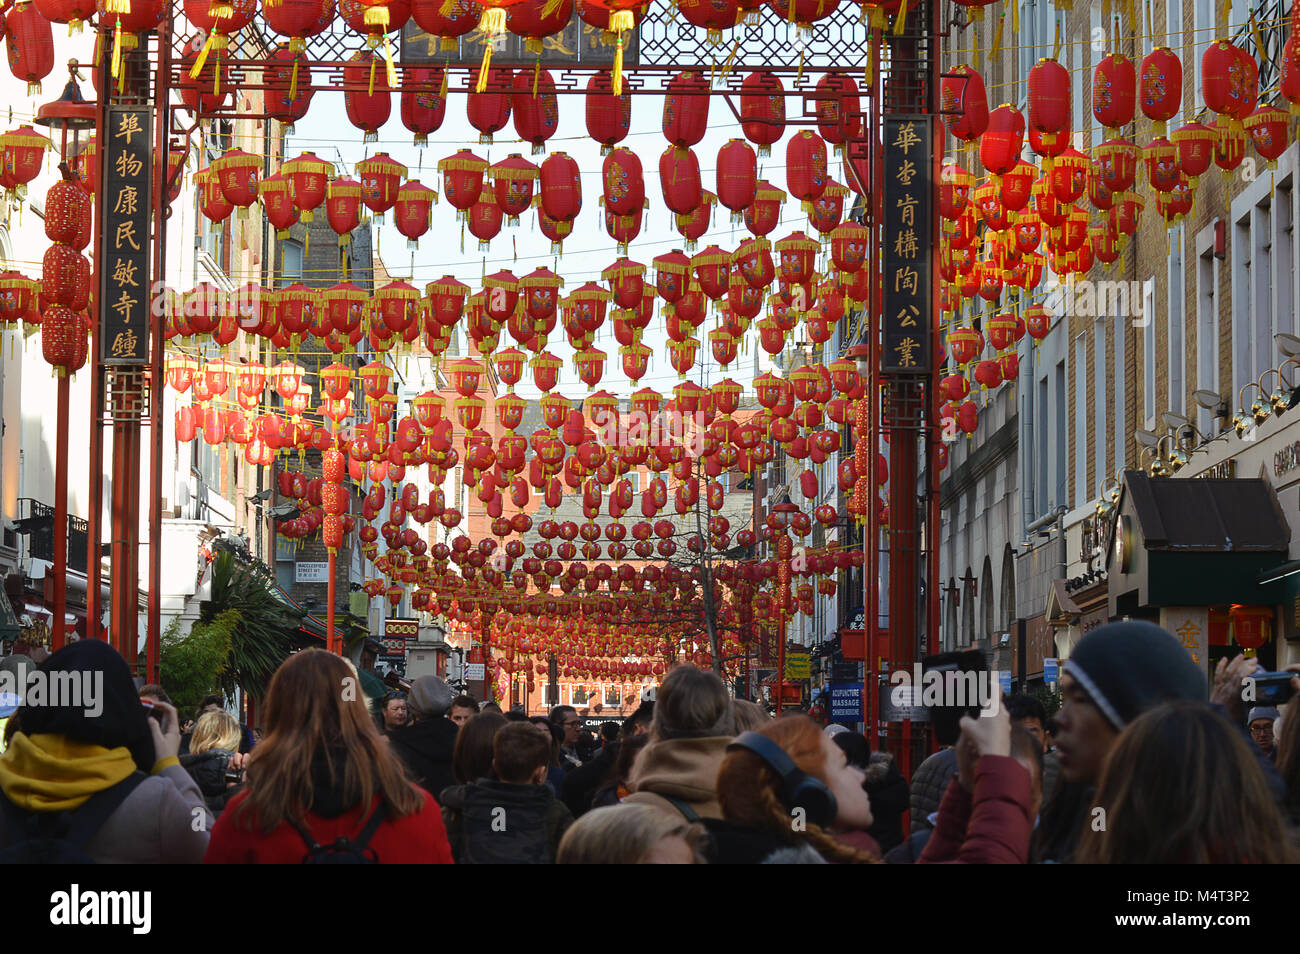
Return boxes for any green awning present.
[0,596,20,640]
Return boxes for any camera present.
[1247,671,1297,707]
[224,767,244,786]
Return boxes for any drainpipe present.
[1027,505,1069,580]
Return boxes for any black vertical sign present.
[881,117,932,374]
[100,106,151,365]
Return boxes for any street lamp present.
[35,62,96,651]
[845,343,872,379]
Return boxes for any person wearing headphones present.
[706,715,879,863]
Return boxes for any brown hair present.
[653,665,733,739]
[452,711,507,784]
[557,803,706,864]
[1077,701,1298,864]
[730,699,769,733]
[493,721,552,784]
[716,715,879,863]
[232,650,423,833]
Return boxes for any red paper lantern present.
[400,65,447,146]
[490,153,539,225]
[264,47,314,132]
[659,146,702,216]
[511,67,560,156]
[282,151,333,223]
[816,71,862,150]
[785,130,828,212]
[739,70,784,156]
[394,179,437,248]
[585,72,631,154]
[438,149,486,218]
[1140,46,1182,136]
[8,2,54,95]
[745,180,785,237]
[601,146,644,216]
[941,64,988,141]
[1027,57,1070,141]
[1093,52,1136,132]
[410,0,480,50]
[1244,104,1290,167]
[980,105,1024,176]
[673,191,714,251]
[343,49,393,141]
[467,66,513,143]
[663,70,710,148]
[538,151,581,223]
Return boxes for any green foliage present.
[159,612,237,714]
[202,549,304,700]
[1030,683,1062,721]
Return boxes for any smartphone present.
[1248,672,1297,707]
[922,649,990,746]
[140,699,166,724]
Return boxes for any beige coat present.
[623,736,732,821]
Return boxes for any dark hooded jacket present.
[180,748,238,817]
[439,779,572,864]
[388,717,459,801]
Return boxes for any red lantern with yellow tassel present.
[585,72,631,154]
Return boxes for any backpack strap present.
[291,802,388,861]
[660,794,701,824]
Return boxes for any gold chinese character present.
[113,185,139,216]
[111,289,138,322]
[892,228,918,259]
[893,267,919,296]
[111,258,139,287]
[897,193,918,228]
[896,305,920,327]
[892,121,922,155]
[115,113,143,145]
[1174,619,1202,650]
[114,221,141,252]
[114,150,143,178]
[895,336,919,367]
[895,159,917,187]
[110,328,138,358]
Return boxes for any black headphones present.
[727,731,837,829]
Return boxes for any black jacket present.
[701,819,826,864]
[388,717,459,801]
[180,748,238,817]
[440,779,573,864]
[560,743,618,818]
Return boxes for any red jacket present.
[917,755,1032,864]
[204,789,454,864]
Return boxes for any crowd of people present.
[0,617,1295,863]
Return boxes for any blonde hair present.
[556,803,705,864]
[190,710,242,754]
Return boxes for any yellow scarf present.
[0,733,137,812]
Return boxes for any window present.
[603,684,622,707]
[1074,333,1087,506]
[1113,313,1126,469]
[1037,374,1049,513]
[1168,225,1186,415]
[1277,177,1295,339]
[1143,279,1157,427]
[1094,318,1107,479]
[1253,201,1273,389]
[1192,0,1213,114]
[570,684,591,706]
[1197,240,1220,435]
[280,240,303,288]
[1232,212,1252,398]
[1054,361,1067,507]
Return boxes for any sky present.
[284,34,856,403]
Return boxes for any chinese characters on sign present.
[1159,607,1210,678]
[882,117,932,374]
[100,107,151,365]
[401,14,636,66]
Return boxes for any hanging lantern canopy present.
[830,221,867,273]
[1048,146,1089,203]
[467,192,503,250]
[1172,120,1215,183]
[438,149,485,220]
[196,165,234,224]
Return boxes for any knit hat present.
[1063,620,1207,732]
[1247,706,1280,726]
[407,675,454,720]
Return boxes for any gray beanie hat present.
[1247,706,1281,726]
[407,675,454,720]
[1063,620,1207,732]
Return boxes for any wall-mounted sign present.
[100,106,152,365]
[881,116,932,374]
[295,562,328,583]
